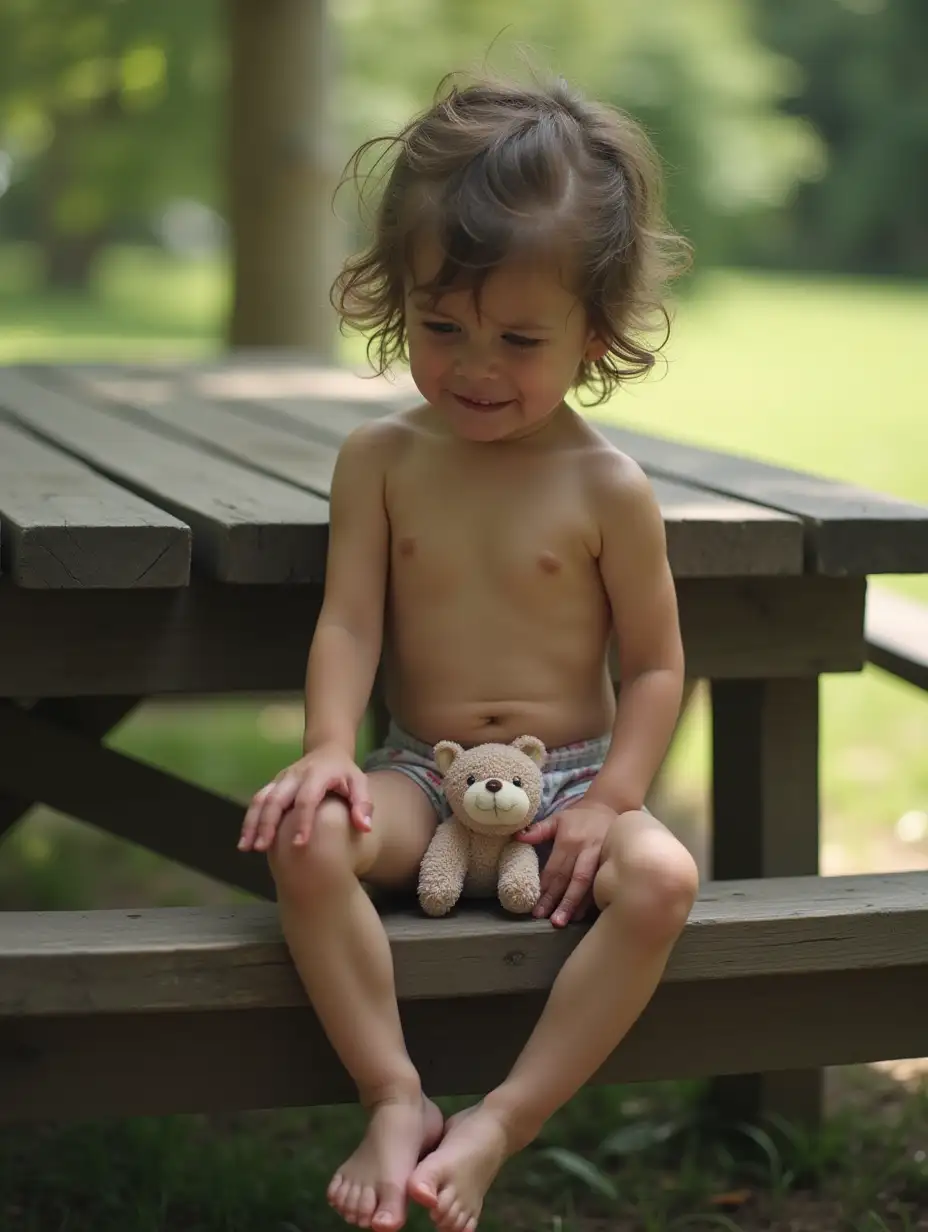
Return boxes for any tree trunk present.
[43,231,107,292]
[227,0,339,356]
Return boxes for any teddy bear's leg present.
[418,820,470,917]
[498,840,541,915]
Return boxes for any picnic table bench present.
[1,358,927,1127]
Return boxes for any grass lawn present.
[1,245,926,1231]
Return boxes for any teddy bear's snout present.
[485,779,502,793]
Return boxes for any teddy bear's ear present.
[434,741,464,775]
[512,735,546,767]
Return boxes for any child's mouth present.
[453,393,512,412]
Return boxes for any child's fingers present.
[252,775,300,850]
[551,848,599,927]
[289,775,333,845]
[239,783,275,850]
[347,769,374,832]
[516,815,558,845]
[533,849,571,919]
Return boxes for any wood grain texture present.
[2,872,925,1016]
[866,584,928,692]
[0,368,330,583]
[0,576,862,698]
[0,418,190,588]
[65,383,804,578]
[596,421,928,576]
[709,676,823,1126]
[0,579,322,697]
[2,967,926,1120]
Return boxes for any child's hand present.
[517,800,618,927]
[238,743,373,853]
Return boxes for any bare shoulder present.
[573,419,661,526]
[333,411,417,480]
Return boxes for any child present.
[239,72,698,1232]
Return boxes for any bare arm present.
[239,421,397,850]
[303,420,395,756]
[584,454,685,814]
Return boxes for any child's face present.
[405,242,605,442]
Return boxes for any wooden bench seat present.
[2,872,926,1121]
[866,585,928,692]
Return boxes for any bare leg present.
[408,809,699,1231]
[270,771,443,1231]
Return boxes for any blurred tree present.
[0,0,221,288]
[752,0,928,275]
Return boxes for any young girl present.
[239,72,698,1232]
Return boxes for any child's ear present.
[584,333,608,363]
[434,741,464,775]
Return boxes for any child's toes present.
[371,1185,407,1232]
[344,1182,364,1223]
[357,1185,378,1228]
[328,1174,350,1212]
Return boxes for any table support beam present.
[0,697,139,845]
[707,677,822,1129]
[0,701,273,899]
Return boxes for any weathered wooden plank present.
[0,419,190,589]
[0,369,330,583]
[866,584,928,692]
[650,478,802,576]
[0,575,863,698]
[2,966,926,1119]
[595,421,928,576]
[70,385,339,500]
[0,700,273,900]
[0,697,139,843]
[1,872,925,1016]
[710,676,823,1126]
[45,357,417,411]
[50,378,804,578]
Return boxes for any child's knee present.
[269,795,367,899]
[595,817,699,946]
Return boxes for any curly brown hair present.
[331,73,691,404]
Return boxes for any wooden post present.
[708,677,823,1129]
[227,0,338,355]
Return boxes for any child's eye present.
[503,333,543,348]
[423,320,458,336]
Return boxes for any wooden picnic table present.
[2,357,928,1126]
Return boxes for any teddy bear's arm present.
[417,820,470,917]
[498,840,541,915]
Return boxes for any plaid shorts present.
[363,722,611,821]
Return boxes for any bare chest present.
[386,461,599,603]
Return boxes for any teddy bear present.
[417,735,546,918]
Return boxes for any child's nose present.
[485,779,502,793]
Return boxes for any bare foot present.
[327,1094,444,1230]
[407,1104,515,1231]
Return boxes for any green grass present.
[1,1078,925,1231]
[0,243,227,362]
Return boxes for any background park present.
[0,1,925,1229]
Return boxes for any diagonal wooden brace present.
[0,698,139,842]
[0,700,273,899]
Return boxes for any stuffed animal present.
[417,736,546,917]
